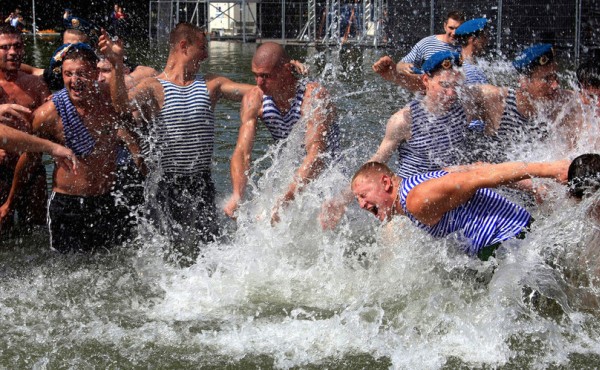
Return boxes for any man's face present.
[472,32,489,56]
[187,32,208,69]
[424,68,464,109]
[444,18,462,44]
[351,174,395,222]
[97,59,113,84]
[252,61,287,95]
[0,34,24,72]
[62,59,99,103]
[523,62,560,100]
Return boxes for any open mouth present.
[368,205,379,218]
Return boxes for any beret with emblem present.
[413,51,463,75]
[455,18,489,37]
[512,43,555,73]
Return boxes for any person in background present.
[0,25,51,234]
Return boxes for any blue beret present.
[49,43,95,73]
[414,51,462,75]
[455,18,488,37]
[512,44,555,73]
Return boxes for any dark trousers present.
[146,171,220,261]
[48,192,121,253]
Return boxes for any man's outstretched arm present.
[224,88,262,219]
[406,160,570,226]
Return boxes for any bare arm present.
[20,63,44,76]
[372,56,424,92]
[0,103,69,223]
[207,75,254,103]
[406,160,570,226]
[223,88,261,218]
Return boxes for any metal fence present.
[148,0,600,61]
[386,0,600,62]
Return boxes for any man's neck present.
[162,59,198,85]
[272,78,298,107]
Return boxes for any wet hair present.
[352,161,395,184]
[568,153,600,199]
[63,44,99,67]
[576,60,600,89]
[0,24,22,37]
[63,29,89,43]
[446,11,466,24]
[168,22,205,49]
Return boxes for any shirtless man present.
[100,23,254,256]
[351,159,572,259]
[0,44,124,252]
[0,24,51,232]
[224,42,338,224]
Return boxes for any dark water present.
[2,36,600,369]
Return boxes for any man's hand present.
[0,202,13,230]
[372,56,397,78]
[98,29,125,65]
[223,194,241,220]
[290,60,309,77]
[0,104,31,129]
[50,144,78,174]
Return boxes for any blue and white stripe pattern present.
[52,88,95,157]
[399,170,531,255]
[401,35,461,68]
[463,62,488,85]
[396,100,468,178]
[151,77,214,174]
[262,80,340,155]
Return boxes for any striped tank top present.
[396,100,468,178]
[52,88,96,157]
[473,88,548,163]
[262,80,340,155]
[463,62,488,85]
[401,35,461,68]
[148,77,214,175]
[399,170,531,256]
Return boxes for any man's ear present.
[382,175,393,192]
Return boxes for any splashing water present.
[3,38,600,368]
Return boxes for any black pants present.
[48,192,121,253]
[146,171,220,260]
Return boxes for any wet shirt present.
[396,99,468,178]
[399,170,532,256]
[463,62,488,85]
[401,35,461,69]
[262,79,340,155]
[52,88,96,157]
[148,77,214,174]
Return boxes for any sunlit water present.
[2,36,600,368]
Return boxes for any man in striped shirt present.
[351,160,571,258]
[224,42,338,224]
[371,11,464,90]
[100,24,254,260]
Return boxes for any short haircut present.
[446,11,466,24]
[568,153,600,199]
[352,161,395,184]
[63,28,89,43]
[0,24,23,37]
[63,45,99,67]
[577,60,600,89]
[168,22,205,49]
